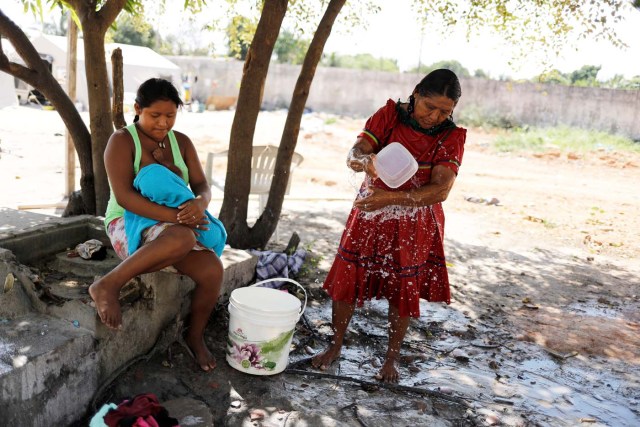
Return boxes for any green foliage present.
[274,30,310,65]
[107,14,156,48]
[536,65,602,87]
[321,52,399,72]
[457,104,520,129]
[606,75,640,90]
[569,65,601,86]
[408,60,470,78]
[534,66,639,89]
[535,69,571,85]
[493,126,640,154]
[411,1,632,70]
[473,69,489,79]
[226,15,257,60]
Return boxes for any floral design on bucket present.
[227,328,295,371]
[230,343,263,369]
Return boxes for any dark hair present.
[414,69,462,104]
[134,78,183,122]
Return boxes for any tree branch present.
[97,0,128,33]
[0,37,8,68]
[0,9,51,74]
[0,59,37,85]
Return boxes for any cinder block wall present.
[167,56,640,140]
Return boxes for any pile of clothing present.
[249,248,307,287]
[90,393,180,427]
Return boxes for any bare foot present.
[311,344,342,370]
[185,335,216,372]
[89,279,122,330]
[375,357,399,383]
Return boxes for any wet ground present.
[79,201,640,427]
[2,107,638,426]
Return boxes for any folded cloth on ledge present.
[249,248,307,287]
[124,163,227,256]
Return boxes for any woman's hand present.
[347,138,377,178]
[177,195,209,229]
[349,153,378,179]
[353,186,389,212]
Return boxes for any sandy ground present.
[1,105,639,426]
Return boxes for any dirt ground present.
[1,105,639,426]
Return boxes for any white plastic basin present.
[374,142,419,188]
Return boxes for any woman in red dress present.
[312,69,466,382]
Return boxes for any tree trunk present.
[72,0,125,215]
[81,29,113,215]
[252,0,348,246]
[0,9,95,214]
[111,48,126,130]
[219,0,288,248]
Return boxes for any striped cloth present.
[249,249,307,288]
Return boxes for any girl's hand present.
[354,186,388,211]
[177,195,207,226]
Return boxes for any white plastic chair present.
[204,145,304,241]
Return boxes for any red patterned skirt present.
[323,204,450,318]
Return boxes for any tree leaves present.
[409,0,633,73]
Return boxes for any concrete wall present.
[460,79,640,138]
[168,56,640,140]
[0,210,257,427]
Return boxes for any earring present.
[407,95,415,114]
[134,114,139,123]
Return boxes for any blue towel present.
[124,163,227,256]
[89,403,117,427]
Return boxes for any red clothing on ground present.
[323,99,466,318]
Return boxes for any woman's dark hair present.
[134,78,183,122]
[414,69,462,104]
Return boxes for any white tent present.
[29,34,182,110]
[0,71,17,109]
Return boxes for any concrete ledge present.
[0,210,107,265]
[0,314,98,427]
[0,208,258,426]
[220,248,256,298]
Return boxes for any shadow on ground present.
[85,201,638,426]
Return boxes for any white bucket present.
[226,278,307,375]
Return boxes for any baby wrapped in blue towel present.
[124,163,227,256]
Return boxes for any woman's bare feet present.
[311,343,342,370]
[185,335,216,372]
[88,279,122,330]
[375,357,400,383]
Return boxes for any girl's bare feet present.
[375,356,400,383]
[88,279,122,330]
[311,343,342,370]
[185,335,216,372]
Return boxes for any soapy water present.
[347,169,372,200]
[346,169,363,195]
[0,339,16,375]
